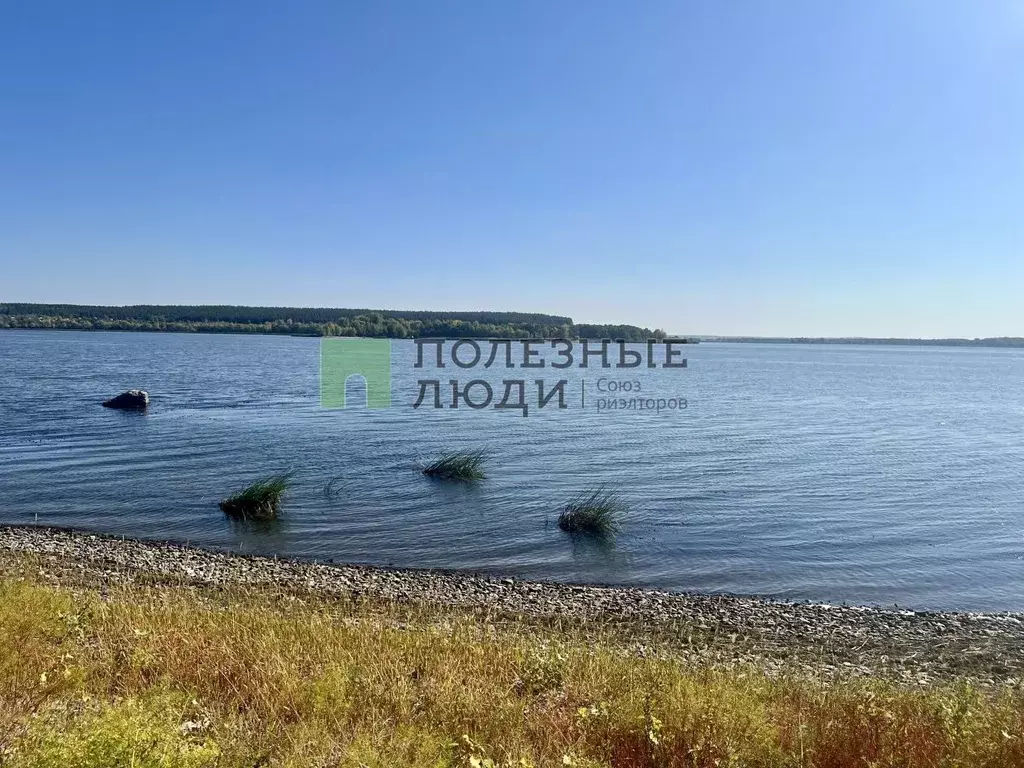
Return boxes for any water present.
[1,329,1023,612]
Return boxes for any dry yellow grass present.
[1,570,1024,767]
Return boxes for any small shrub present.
[219,474,291,520]
[514,645,567,697]
[421,450,487,482]
[12,693,220,768]
[558,488,625,536]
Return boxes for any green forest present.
[0,303,667,341]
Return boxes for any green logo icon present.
[320,338,392,409]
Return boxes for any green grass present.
[558,487,625,536]
[421,450,488,481]
[218,474,291,520]
[3,565,1024,767]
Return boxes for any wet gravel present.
[3,524,1023,686]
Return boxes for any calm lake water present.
[1,330,1023,612]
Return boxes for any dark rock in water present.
[102,390,149,410]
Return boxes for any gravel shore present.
[2,524,1023,686]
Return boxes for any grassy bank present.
[2,563,1024,767]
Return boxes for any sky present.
[1,1,1022,337]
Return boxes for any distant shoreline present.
[1,326,1020,349]
[2,303,1019,346]
[701,336,1024,348]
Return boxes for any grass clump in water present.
[558,487,625,536]
[421,450,488,481]
[219,474,291,520]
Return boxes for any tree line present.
[0,304,667,341]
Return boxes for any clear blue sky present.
[2,1,1022,337]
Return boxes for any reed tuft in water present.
[558,487,625,536]
[421,450,487,481]
[219,474,291,520]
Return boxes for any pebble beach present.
[2,524,1023,687]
